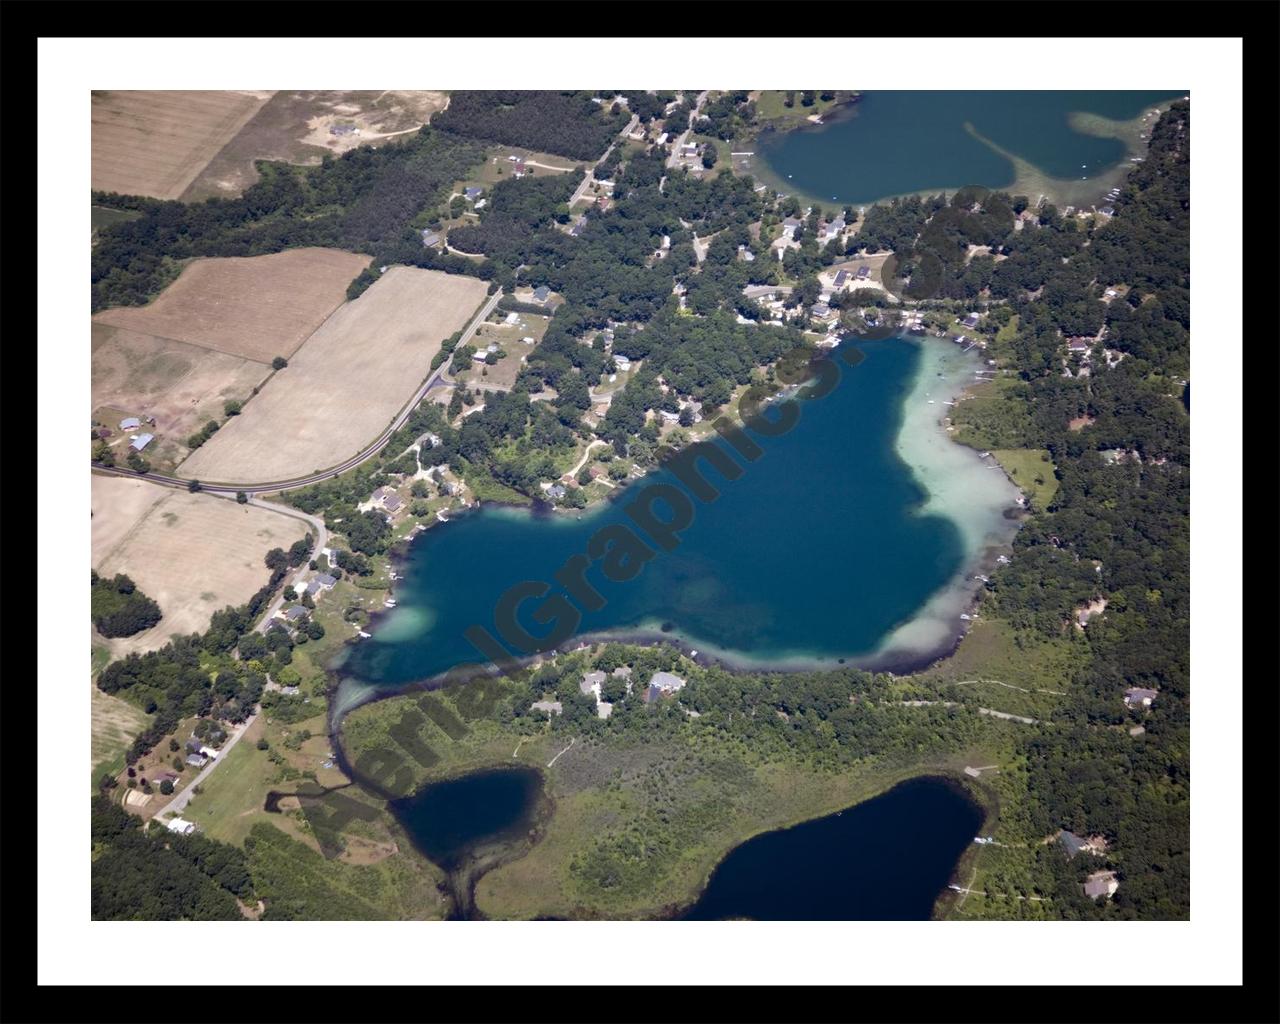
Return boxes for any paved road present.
[91,288,503,494]
[568,113,640,208]
[160,710,258,818]
[665,90,710,169]
[250,499,329,633]
[148,495,325,822]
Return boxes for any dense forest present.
[91,128,489,310]
[91,797,253,920]
[90,570,162,638]
[946,103,1191,917]
[431,90,630,161]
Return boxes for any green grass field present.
[991,448,1060,509]
[181,719,276,845]
[752,91,844,126]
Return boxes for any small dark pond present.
[683,776,983,920]
[388,766,543,872]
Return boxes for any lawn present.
[752,91,845,127]
[181,717,275,845]
[990,448,1060,509]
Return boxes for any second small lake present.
[682,776,984,920]
[755,90,1186,206]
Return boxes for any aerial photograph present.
[85,85,1192,925]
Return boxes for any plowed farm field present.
[92,90,274,200]
[92,248,372,363]
[91,475,309,657]
[177,267,488,483]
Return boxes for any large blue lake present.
[756,90,1186,206]
[335,337,1015,702]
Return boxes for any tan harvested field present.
[92,322,270,463]
[178,267,488,482]
[91,679,151,785]
[92,249,372,362]
[182,90,450,201]
[92,475,309,656]
[92,90,274,200]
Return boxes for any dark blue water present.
[389,767,542,871]
[336,339,968,691]
[684,776,984,920]
[757,90,1185,205]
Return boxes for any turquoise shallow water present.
[756,90,1185,206]
[335,337,1015,699]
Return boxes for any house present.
[1082,870,1119,900]
[961,313,981,329]
[119,416,141,431]
[464,186,483,200]
[580,670,607,696]
[1057,830,1092,860]
[530,700,563,715]
[680,400,703,423]
[185,754,209,769]
[1098,206,1116,217]
[504,311,521,326]
[423,433,442,448]
[645,671,686,703]
[471,350,490,362]
[1124,687,1159,708]
[569,217,587,237]
[810,303,832,320]
[856,265,871,280]
[612,665,633,692]
[130,433,154,452]
[547,484,567,500]
[658,409,681,424]
[655,132,669,146]
[597,196,611,211]
[280,605,308,624]
[833,270,849,288]
[329,124,357,137]
[198,745,220,760]
[166,817,197,835]
[1067,338,1091,353]
[382,493,403,513]
[532,285,551,304]
[308,573,337,594]
[421,230,441,248]
[680,142,698,157]
[612,355,631,372]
